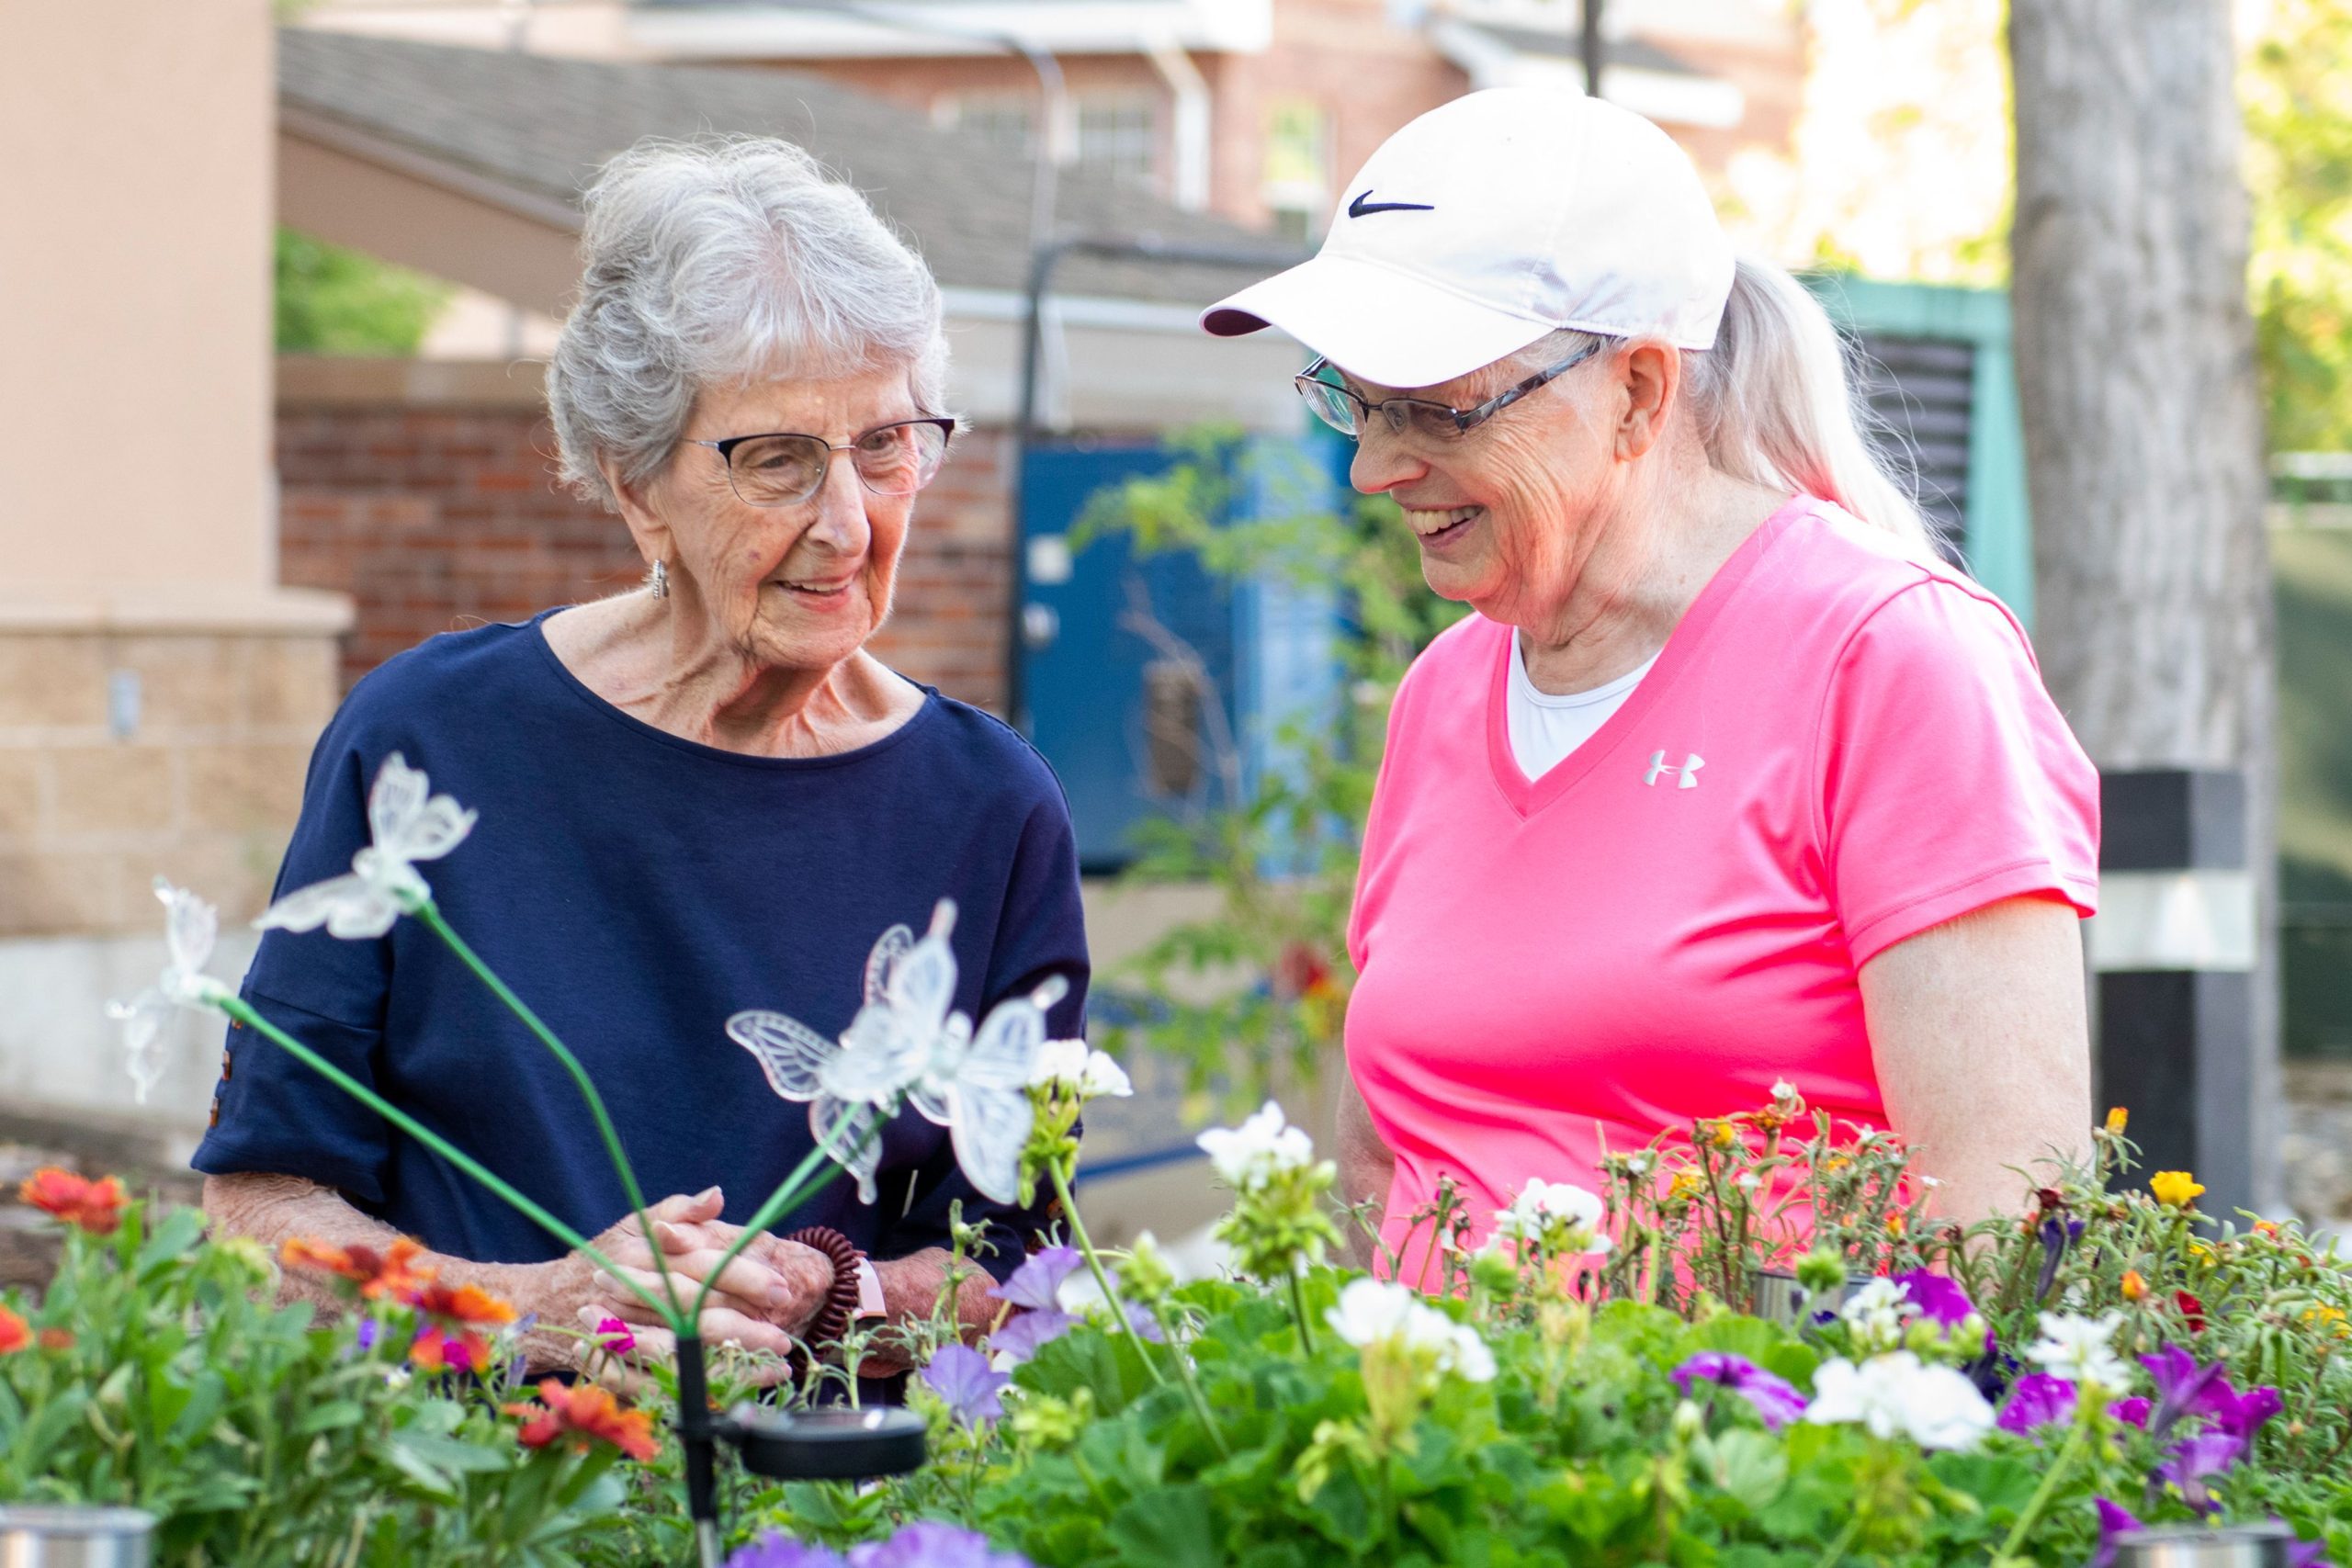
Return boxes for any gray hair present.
[548,136,950,510]
[1526,256,1939,557]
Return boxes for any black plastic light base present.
[725,1405,929,1482]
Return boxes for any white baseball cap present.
[1202,88,1735,390]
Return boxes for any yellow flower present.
[2121,1269,2149,1302]
[2151,1171,2205,1209]
[1885,1213,1906,1237]
[1668,1171,1705,1202]
[2105,1107,2130,1136]
[2305,1305,2349,1340]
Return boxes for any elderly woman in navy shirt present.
[197,138,1087,1376]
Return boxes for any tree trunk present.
[2009,0,2278,1203]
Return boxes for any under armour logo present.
[1645,750,1704,789]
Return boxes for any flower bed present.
[11,755,2345,1565]
[6,1091,2349,1566]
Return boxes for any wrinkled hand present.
[572,1189,835,1382]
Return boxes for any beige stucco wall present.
[0,0,346,996]
[0,0,277,604]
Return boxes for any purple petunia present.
[986,1247,1083,1364]
[355,1317,381,1353]
[990,1247,1082,1313]
[2141,1345,2231,1434]
[1668,1351,1808,1430]
[2156,1430,2246,1515]
[987,1309,1074,1363]
[1894,1270,1975,1328]
[848,1522,1035,1568]
[727,1525,1035,1568]
[921,1344,1011,1427]
[1996,1372,2077,1436]
[2111,1396,2152,1429]
[2088,1497,2143,1568]
[726,1536,846,1568]
[2207,1382,2284,1439]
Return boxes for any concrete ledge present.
[0,585,355,636]
[277,354,548,411]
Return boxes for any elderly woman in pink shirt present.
[1203,90,2098,1275]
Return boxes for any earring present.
[650,559,669,600]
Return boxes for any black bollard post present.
[2091,769,2260,1223]
[673,1334,723,1568]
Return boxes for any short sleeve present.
[879,785,1089,1279]
[190,708,398,1201]
[1815,579,2099,967]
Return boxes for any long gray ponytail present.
[1678,256,1939,556]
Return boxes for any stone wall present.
[0,627,338,938]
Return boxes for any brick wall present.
[274,360,1013,710]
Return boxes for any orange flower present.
[0,1305,27,1354]
[19,1168,126,1235]
[2255,1220,2282,1239]
[1885,1213,1907,1237]
[36,1328,74,1351]
[504,1378,660,1462]
[411,1280,518,1327]
[410,1324,494,1375]
[280,1236,433,1303]
[2105,1107,2130,1137]
[2121,1269,2149,1302]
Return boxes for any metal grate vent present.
[1846,331,1975,563]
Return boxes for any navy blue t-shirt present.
[193,613,1087,1277]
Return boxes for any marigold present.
[2151,1171,2205,1209]
[504,1377,660,1462]
[19,1168,126,1235]
[2121,1269,2149,1302]
[0,1306,27,1354]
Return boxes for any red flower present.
[280,1236,433,1303]
[2176,1290,2209,1332]
[504,1378,660,1461]
[19,1168,126,1235]
[0,1306,27,1354]
[410,1324,493,1375]
[410,1280,518,1327]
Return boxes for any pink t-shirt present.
[1345,496,2099,1273]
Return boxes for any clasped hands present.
[574,1188,846,1383]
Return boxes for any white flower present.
[107,878,232,1103]
[726,900,1063,1206]
[2024,1311,2132,1393]
[1734,1171,1761,1192]
[1490,1177,1612,1256]
[1197,1100,1315,1191]
[258,753,475,940]
[1028,1039,1133,1100]
[1325,1279,1495,1383]
[1623,1153,1654,1177]
[1838,1277,1921,1353]
[1771,1078,1797,1102]
[1806,1352,1993,1451]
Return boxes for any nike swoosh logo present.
[1349,190,1435,218]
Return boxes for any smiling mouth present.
[772,576,856,600]
[1401,504,1483,546]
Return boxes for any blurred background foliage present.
[275,227,450,355]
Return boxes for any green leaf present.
[296,1398,369,1436]
[1707,1429,1788,1513]
[1105,1483,1222,1568]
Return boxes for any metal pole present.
[1581,0,1604,98]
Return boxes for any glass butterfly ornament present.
[107,877,233,1103]
[258,751,477,939]
[726,900,1063,1206]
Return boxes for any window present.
[1262,98,1332,243]
[940,93,1036,158]
[1075,95,1159,188]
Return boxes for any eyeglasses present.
[687,416,956,508]
[1293,340,1604,444]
